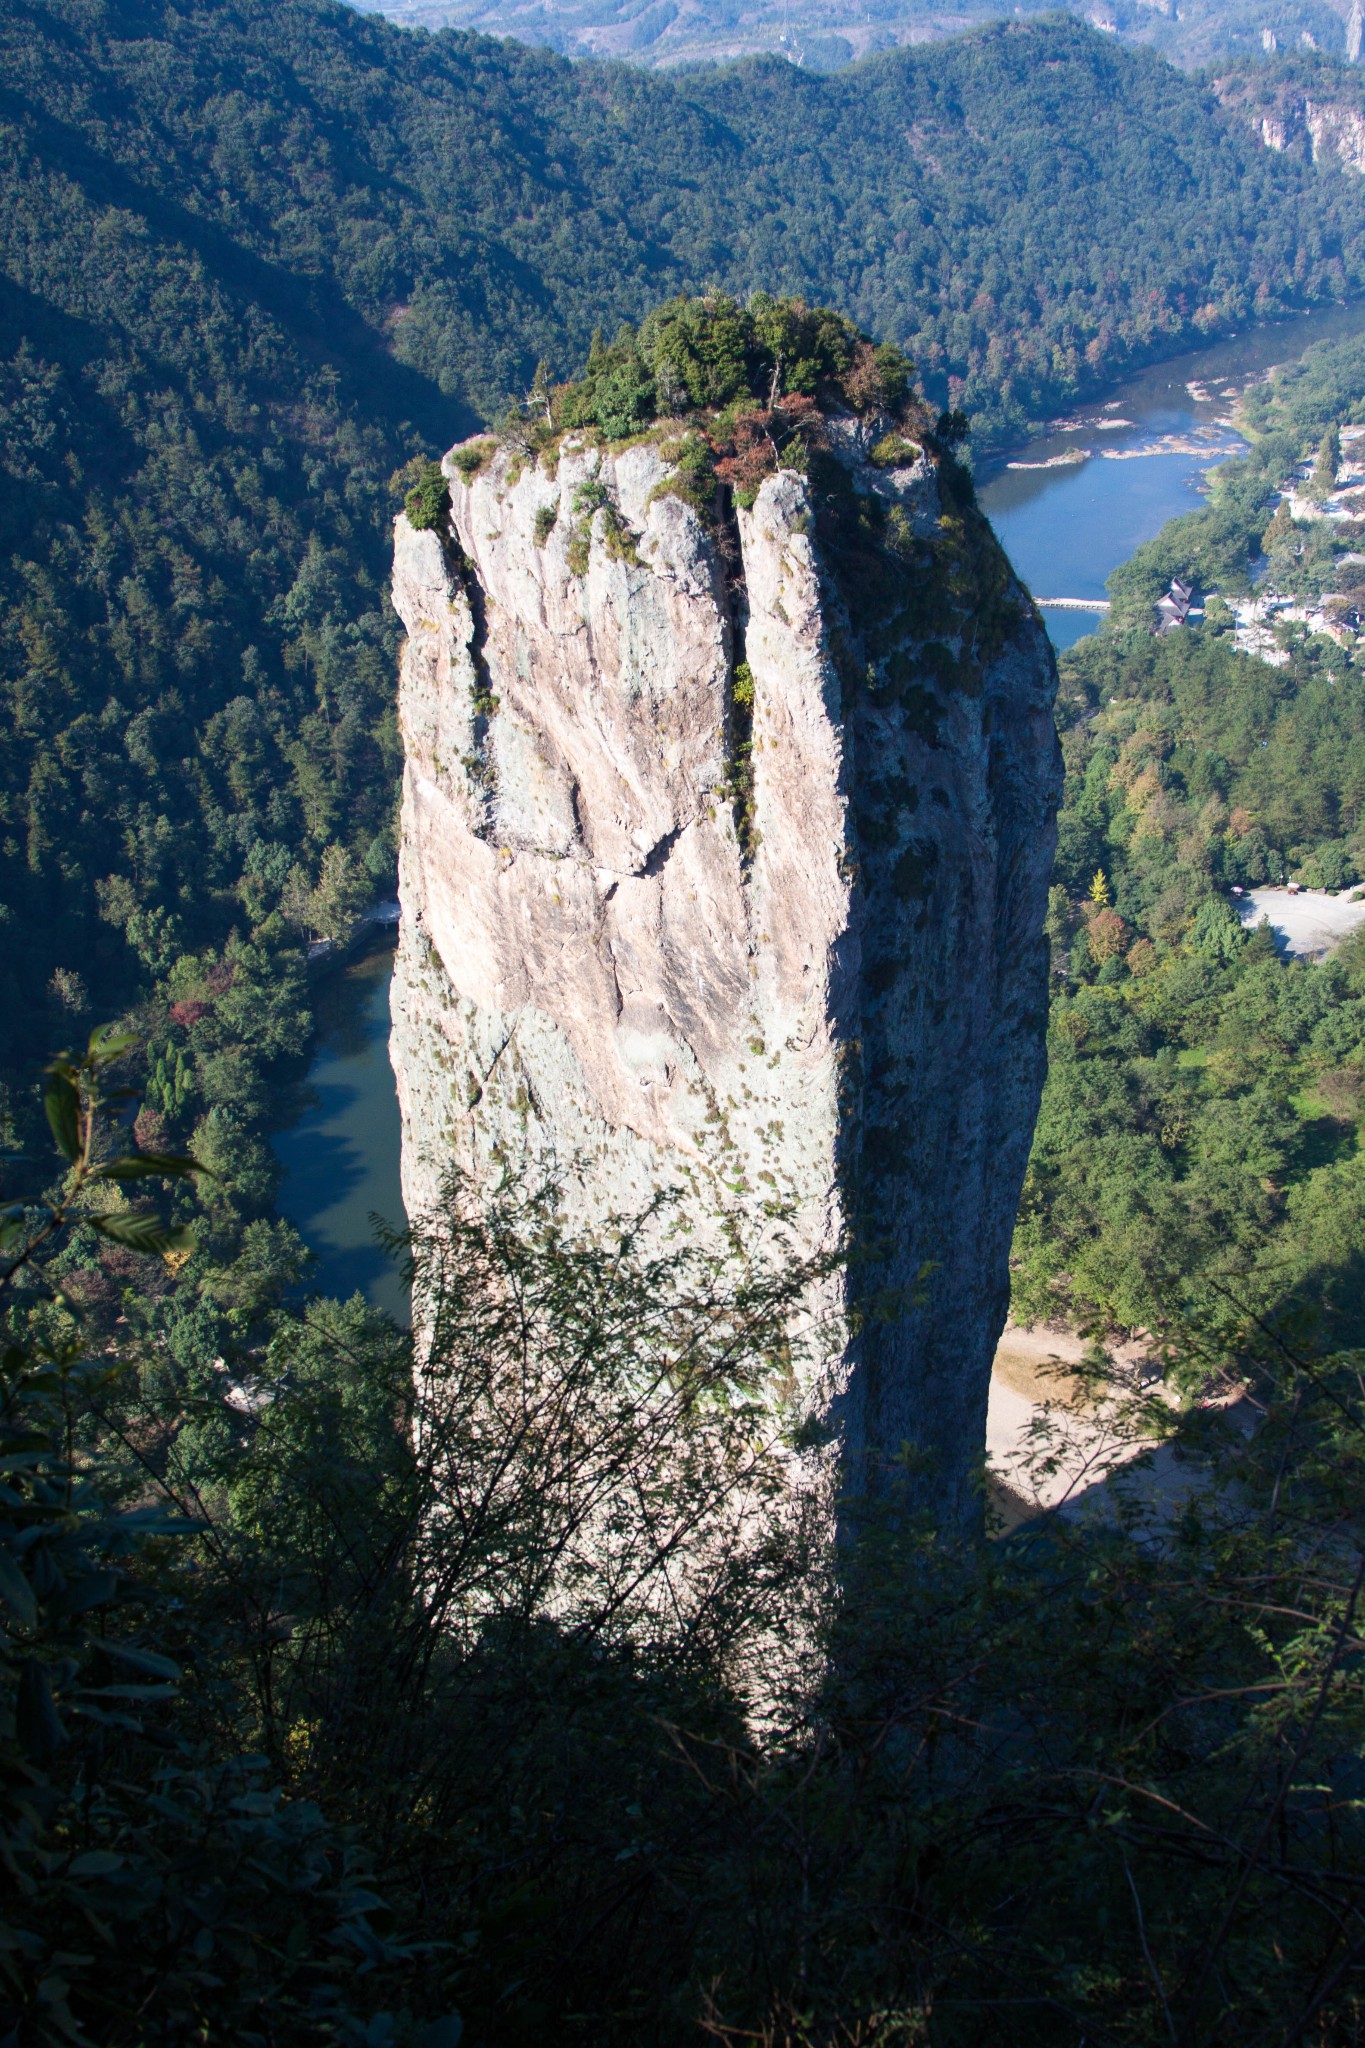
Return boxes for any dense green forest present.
[10,1,1358,437]
[1017,626,1365,1336]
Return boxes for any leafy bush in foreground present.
[8,1037,1365,2045]
[0,1035,425,2044]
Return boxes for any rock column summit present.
[389,402,1059,1526]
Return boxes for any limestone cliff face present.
[389,421,1059,1525]
[1215,72,1365,173]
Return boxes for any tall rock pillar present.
[389,412,1059,1527]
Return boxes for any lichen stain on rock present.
[389,421,1061,1527]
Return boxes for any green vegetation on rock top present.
[471,291,927,514]
[544,292,914,442]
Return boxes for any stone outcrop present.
[1215,71,1365,174]
[389,419,1059,1527]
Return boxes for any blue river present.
[272,943,410,1321]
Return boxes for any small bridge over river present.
[1034,597,1111,613]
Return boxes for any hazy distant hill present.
[349,0,1362,73]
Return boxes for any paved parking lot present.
[1237,887,1365,960]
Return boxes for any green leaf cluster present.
[404,460,452,533]
[548,293,913,443]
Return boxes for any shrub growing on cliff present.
[549,293,918,447]
[404,459,452,531]
[450,439,496,481]
[869,430,921,469]
[647,430,718,521]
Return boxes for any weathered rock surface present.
[389,422,1060,1525]
[1215,71,1365,174]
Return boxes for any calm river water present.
[979,300,1365,650]
[273,944,410,1320]
[272,302,1365,1311]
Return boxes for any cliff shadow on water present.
[387,297,1061,1534]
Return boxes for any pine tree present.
[1309,424,1340,503]
[528,359,552,424]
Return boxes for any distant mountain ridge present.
[348,0,1363,73]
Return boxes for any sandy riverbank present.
[988,1323,1151,1516]
[986,1322,1246,1529]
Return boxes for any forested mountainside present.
[1214,49,1365,172]
[9,3,1358,440]
[6,0,1365,1117]
[355,0,1362,73]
